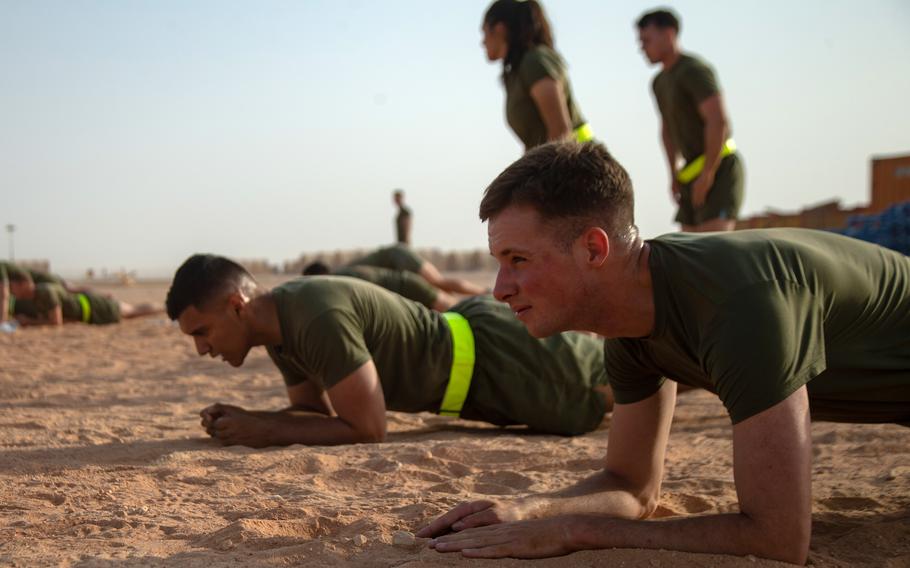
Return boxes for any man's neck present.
[660,46,682,71]
[591,239,655,339]
[246,293,283,347]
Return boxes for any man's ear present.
[578,227,610,267]
[225,291,247,315]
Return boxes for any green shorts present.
[675,153,744,226]
[86,294,121,325]
[336,266,438,309]
[350,244,424,274]
[451,295,609,435]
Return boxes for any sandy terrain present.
[1,277,908,567]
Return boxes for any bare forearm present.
[661,126,678,176]
[249,410,382,446]
[700,117,727,177]
[16,315,61,327]
[570,511,808,565]
[526,471,652,521]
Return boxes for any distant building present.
[870,153,910,214]
[15,259,51,273]
[736,153,909,231]
[237,259,277,275]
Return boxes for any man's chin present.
[523,319,558,339]
[226,355,246,367]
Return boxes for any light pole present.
[5,224,14,261]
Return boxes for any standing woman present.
[482,0,593,152]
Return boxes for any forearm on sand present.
[519,470,656,521]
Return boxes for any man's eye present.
[511,257,526,265]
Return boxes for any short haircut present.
[479,141,636,247]
[303,261,330,276]
[7,269,31,284]
[393,189,404,198]
[636,8,680,32]
[166,254,256,320]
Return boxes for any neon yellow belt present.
[439,312,476,417]
[77,293,91,323]
[573,123,594,143]
[676,138,737,184]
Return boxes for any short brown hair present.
[637,9,680,32]
[479,141,636,246]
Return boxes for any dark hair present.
[303,261,330,276]
[483,0,554,74]
[166,254,255,320]
[7,268,31,284]
[636,8,680,32]
[479,141,636,247]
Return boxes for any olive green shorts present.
[351,244,424,274]
[395,271,439,308]
[87,294,121,325]
[675,153,744,226]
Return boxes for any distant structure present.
[736,153,910,231]
[15,259,51,273]
[237,259,278,275]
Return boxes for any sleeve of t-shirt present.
[702,281,827,424]
[269,349,312,388]
[298,308,373,390]
[680,59,720,104]
[604,338,666,404]
[518,48,566,89]
[34,284,61,313]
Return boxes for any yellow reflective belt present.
[439,312,476,417]
[77,293,91,323]
[676,138,737,184]
[573,123,594,143]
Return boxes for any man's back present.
[606,229,910,424]
[267,277,452,413]
[267,277,609,434]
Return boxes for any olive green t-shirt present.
[505,45,586,151]
[13,284,120,324]
[266,278,608,435]
[652,53,724,162]
[15,283,84,321]
[334,265,438,309]
[348,244,424,274]
[605,229,910,425]
[0,262,63,286]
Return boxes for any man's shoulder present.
[274,276,363,306]
[678,52,712,71]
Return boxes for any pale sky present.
[2,0,908,277]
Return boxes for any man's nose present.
[492,268,516,302]
[194,337,209,356]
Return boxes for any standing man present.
[393,189,412,245]
[420,141,910,564]
[638,9,744,232]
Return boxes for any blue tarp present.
[830,201,910,255]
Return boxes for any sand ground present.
[1,277,908,567]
